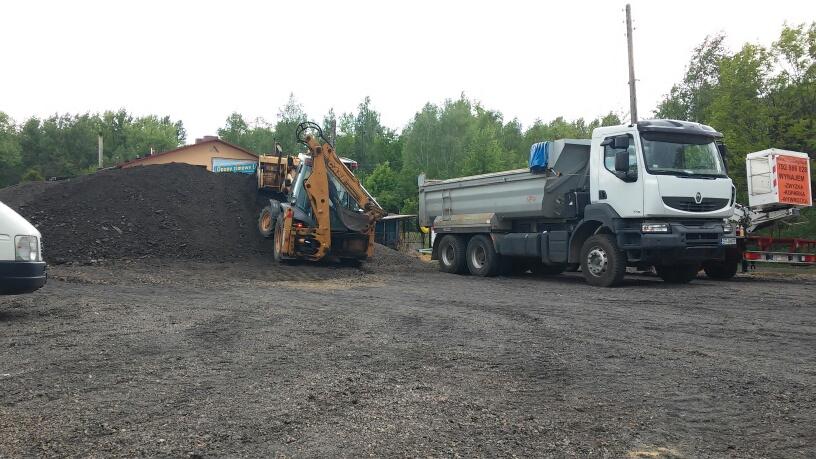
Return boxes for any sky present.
[2,0,815,144]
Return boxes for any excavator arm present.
[298,122,386,259]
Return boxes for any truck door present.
[594,134,643,217]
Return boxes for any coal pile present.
[0,164,272,263]
[367,243,435,273]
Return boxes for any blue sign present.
[212,158,257,174]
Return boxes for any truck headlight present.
[14,235,39,262]
[722,223,734,234]
[641,222,670,233]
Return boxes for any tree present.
[364,161,402,212]
[218,112,249,145]
[655,34,728,121]
[21,168,44,182]
[0,112,22,186]
[275,93,307,153]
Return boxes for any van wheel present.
[580,234,626,287]
[466,235,500,277]
[656,264,699,284]
[258,206,275,238]
[703,259,739,280]
[437,235,467,274]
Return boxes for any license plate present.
[721,237,737,245]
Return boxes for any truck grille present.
[685,232,720,246]
[663,196,729,212]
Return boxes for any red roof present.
[118,138,258,168]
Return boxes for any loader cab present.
[288,155,366,232]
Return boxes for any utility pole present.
[97,132,104,169]
[625,3,638,124]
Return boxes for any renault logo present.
[694,192,703,204]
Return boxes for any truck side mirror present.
[614,151,629,172]
[613,135,630,149]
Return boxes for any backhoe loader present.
[257,122,386,262]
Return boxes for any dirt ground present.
[1,258,814,458]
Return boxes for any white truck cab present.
[591,120,734,219]
[0,201,46,294]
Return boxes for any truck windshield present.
[640,133,726,178]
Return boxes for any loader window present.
[291,164,312,214]
[328,173,362,212]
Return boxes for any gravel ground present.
[1,259,814,458]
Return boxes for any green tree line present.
[0,110,185,184]
[215,94,621,214]
[1,23,813,231]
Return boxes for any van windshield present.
[640,133,726,178]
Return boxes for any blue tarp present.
[529,141,550,172]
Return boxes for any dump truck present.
[419,119,737,287]
[257,122,386,263]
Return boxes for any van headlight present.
[641,222,670,233]
[15,235,39,261]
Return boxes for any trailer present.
[419,120,737,287]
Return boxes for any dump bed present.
[418,139,591,227]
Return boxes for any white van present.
[0,201,46,294]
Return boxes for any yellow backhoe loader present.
[257,122,386,262]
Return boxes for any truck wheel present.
[438,235,467,274]
[258,206,275,239]
[702,260,739,280]
[656,264,699,284]
[466,235,500,277]
[580,234,626,287]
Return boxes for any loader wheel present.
[258,206,275,239]
[580,234,626,287]
[466,235,500,277]
[273,217,286,263]
[437,235,467,274]
[656,264,699,284]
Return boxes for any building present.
[119,136,259,174]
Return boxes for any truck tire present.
[258,206,275,239]
[466,235,500,277]
[580,234,626,287]
[702,259,739,280]
[656,264,699,284]
[438,235,467,274]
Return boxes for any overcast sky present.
[2,0,814,143]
